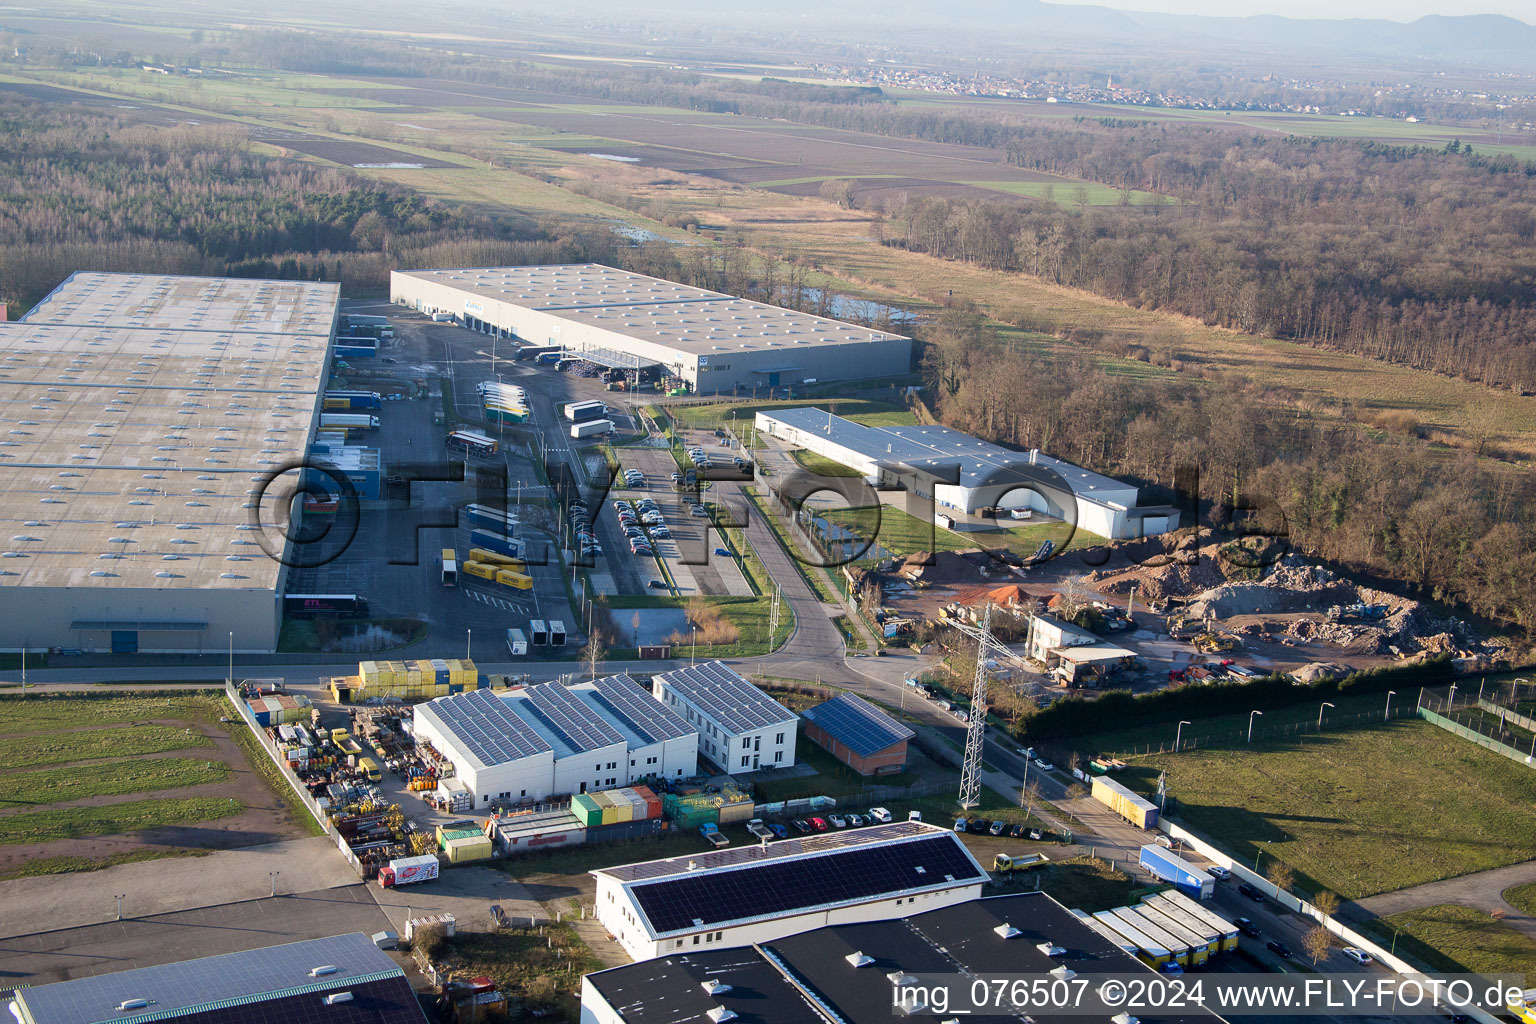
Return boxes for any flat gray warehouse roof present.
[0,272,339,593]
[393,265,907,356]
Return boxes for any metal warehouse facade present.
[389,265,912,392]
[0,272,339,654]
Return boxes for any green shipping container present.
[571,793,604,827]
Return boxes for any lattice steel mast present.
[946,607,1032,809]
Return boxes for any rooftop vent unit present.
[310,965,339,977]
[323,993,354,1006]
[845,951,875,967]
[705,1008,736,1024]
[700,979,732,996]
[1036,940,1066,956]
[994,923,1022,939]
[116,999,152,1012]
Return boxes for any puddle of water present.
[586,152,641,162]
[354,162,426,169]
[619,607,689,646]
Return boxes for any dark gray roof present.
[627,832,986,937]
[586,673,694,744]
[800,693,914,757]
[13,933,411,1024]
[653,661,795,734]
[586,893,1227,1024]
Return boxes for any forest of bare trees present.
[0,98,617,310]
[880,125,1536,392]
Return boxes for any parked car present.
[989,820,1007,836]
[868,807,893,823]
[1028,828,1044,841]
[968,819,992,835]
[954,817,968,832]
[1154,834,1174,849]
[1341,947,1373,965]
[1206,865,1232,880]
[767,823,788,839]
[790,819,811,834]
[647,579,668,589]
[846,814,866,827]
[1033,758,1055,772]
[1238,882,1266,902]
[808,817,828,832]
[1266,940,1293,960]
[1009,823,1028,839]
[1234,917,1261,938]
[828,814,847,828]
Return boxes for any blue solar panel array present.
[425,687,551,767]
[15,934,406,1024]
[589,673,693,744]
[800,693,914,757]
[655,660,794,734]
[523,681,625,753]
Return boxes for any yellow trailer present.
[495,567,533,590]
[462,560,499,582]
[468,547,525,568]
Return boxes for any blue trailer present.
[324,390,382,410]
[1139,843,1215,901]
[470,528,523,560]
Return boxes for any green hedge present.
[1015,655,1453,743]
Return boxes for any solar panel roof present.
[800,693,914,758]
[654,661,795,735]
[627,832,985,936]
[418,687,552,769]
[13,933,410,1024]
[521,680,625,753]
[586,673,693,744]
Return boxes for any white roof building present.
[389,265,912,392]
[651,661,797,774]
[591,821,988,961]
[0,272,339,653]
[413,674,697,808]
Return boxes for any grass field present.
[1503,882,1536,917]
[791,449,863,477]
[1034,855,1137,913]
[668,398,916,432]
[2,848,208,881]
[821,503,1100,562]
[1369,904,1536,978]
[1109,720,1536,900]
[0,797,244,845]
[0,757,230,810]
[0,693,224,732]
[0,725,212,767]
[751,731,925,803]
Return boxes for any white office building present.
[651,661,797,773]
[413,674,697,808]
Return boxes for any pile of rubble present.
[1184,560,1356,619]
[1086,532,1229,603]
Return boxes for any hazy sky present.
[1048,0,1535,20]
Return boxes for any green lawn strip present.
[1366,904,1536,977]
[220,698,326,838]
[0,848,209,881]
[495,831,708,879]
[791,449,862,477]
[751,733,922,803]
[1503,882,1536,917]
[0,693,225,734]
[822,504,1103,562]
[0,757,231,811]
[0,726,212,768]
[1107,720,1536,900]
[0,797,244,845]
[1068,690,1408,757]
[668,398,914,433]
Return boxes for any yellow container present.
[463,560,498,581]
[445,835,493,863]
[496,568,533,590]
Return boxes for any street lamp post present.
[270,870,280,898]
[466,628,471,661]
[691,626,698,668]
[1385,690,1396,720]
[115,894,125,921]
[228,631,233,686]
[1248,710,1264,743]
[1448,683,1458,708]
[1318,702,1334,731]
[1174,720,1192,753]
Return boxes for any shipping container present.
[469,548,524,568]
[324,390,382,410]
[463,560,499,582]
[570,793,604,828]
[1158,890,1240,952]
[1114,907,1193,966]
[468,528,522,560]
[548,620,566,647]
[1138,844,1214,901]
[563,400,606,422]
[530,620,548,646]
[1092,911,1170,968]
[319,413,380,431]
[506,628,528,656]
[1091,775,1159,829]
[1130,904,1210,965]
[495,567,533,590]
[630,785,663,820]
[444,835,494,864]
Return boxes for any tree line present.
[0,97,614,309]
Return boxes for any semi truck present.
[283,594,370,619]
[563,400,606,422]
[570,419,613,439]
[1092,775,1159,829]
[1139,843,1215,900]
[324,390,383,410]
[505,628,528,656]
[319,413,380,431]
[469,528,522,560]
[378,854,440,889]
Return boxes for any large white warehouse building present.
[756,407,1178,540]
[413,674,698,808]
[389,265,912,392]
[0,272,339,653]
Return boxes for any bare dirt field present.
[276,138,460,168]
[0,694,314,879]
